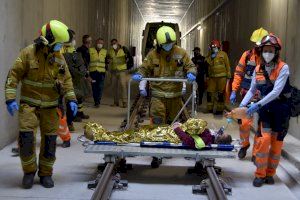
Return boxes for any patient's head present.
[215,133,232,144]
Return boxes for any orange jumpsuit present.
[253,61,290,178]
[232,49,259,155]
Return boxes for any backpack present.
[122,46,134,70]
[287,87,300,117]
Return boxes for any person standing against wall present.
[108,39,129,108]
[192,47,207,105]
[75,35,91,121]
[89,38,108,108]
[205,40,231,114]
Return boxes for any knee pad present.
[44,135,57,159]
[152,117,163,125]
[19,131,34,157]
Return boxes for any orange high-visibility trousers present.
[57,109,71,142]
[239,117,259,157]
[254,123,283,178]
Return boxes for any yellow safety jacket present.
[108,47,127,71]
[5,44,76,108]
[89,47,107,73]
[205,50,231,78]
[138,45,196,98]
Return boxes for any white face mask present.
[112,44,118,50]
[71,40,76,47]
[262,52,275,63]
[97,44,103,49]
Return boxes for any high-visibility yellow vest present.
[89,47,107,72]
[109,48,127,71]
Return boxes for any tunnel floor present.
[0,96,299,200]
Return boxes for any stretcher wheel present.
[151,157,162,168]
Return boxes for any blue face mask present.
[162,43,174,52]
[53,43,63,52]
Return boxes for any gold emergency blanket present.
[84,118,207,144]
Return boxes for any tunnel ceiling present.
[135,0,194,23]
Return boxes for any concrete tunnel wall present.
[180,0,300,140]
[0,0,144,149]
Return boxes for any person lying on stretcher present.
[172,122,232,149]
[84,118,233,149]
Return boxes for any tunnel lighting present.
[197,25,202,31]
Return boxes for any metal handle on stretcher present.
[127,78,197,128]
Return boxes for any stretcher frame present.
[127,77,197,129]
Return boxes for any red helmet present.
[210,39,221,48]
[259,34,282,50]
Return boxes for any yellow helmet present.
[41,20,70,46]
[156,26,176,45]
[250,27,269,45]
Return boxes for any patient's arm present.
[173,127,195,148]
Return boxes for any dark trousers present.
[66,97,83,125]
[90,71,105,105]
[196,74,205,104]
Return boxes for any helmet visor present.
[261,35,278,46]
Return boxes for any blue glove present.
[6,100,19,116]
[187,73,196,83]
[140,90,147,97]
[132,73,143,82]
[230,91,236,105]
[246,103,260,117]
[69,102,78,117]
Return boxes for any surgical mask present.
[262,52,275,63]
[71,40,76,47]
[212,47,219,53]
[97,44,103,49]
[112,44,118,50]
[162,43,173,52]
[53,43,63,52]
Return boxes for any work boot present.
[110,103,118,107]
[151,157,162,168]
[62,140,71,148]
[94,102,100,108]
[40,176,54,188]
[253,177,265,187]
[120,102,127,108]
[203,109,213,114]
[238,144,250,159]
[214,111,223,115]
[265,176,275,185]
[68,123,75,132]
[73,116,82,122]
[22,173,35,189]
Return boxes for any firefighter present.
[230,28,268,159]
[132,26,196,168]
[240,34,291,187]
[5,20,78,189]
[205,40,231,114]
[89,38,108,107]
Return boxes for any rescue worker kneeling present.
[240,34,292,187]
[5,20,78,189]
